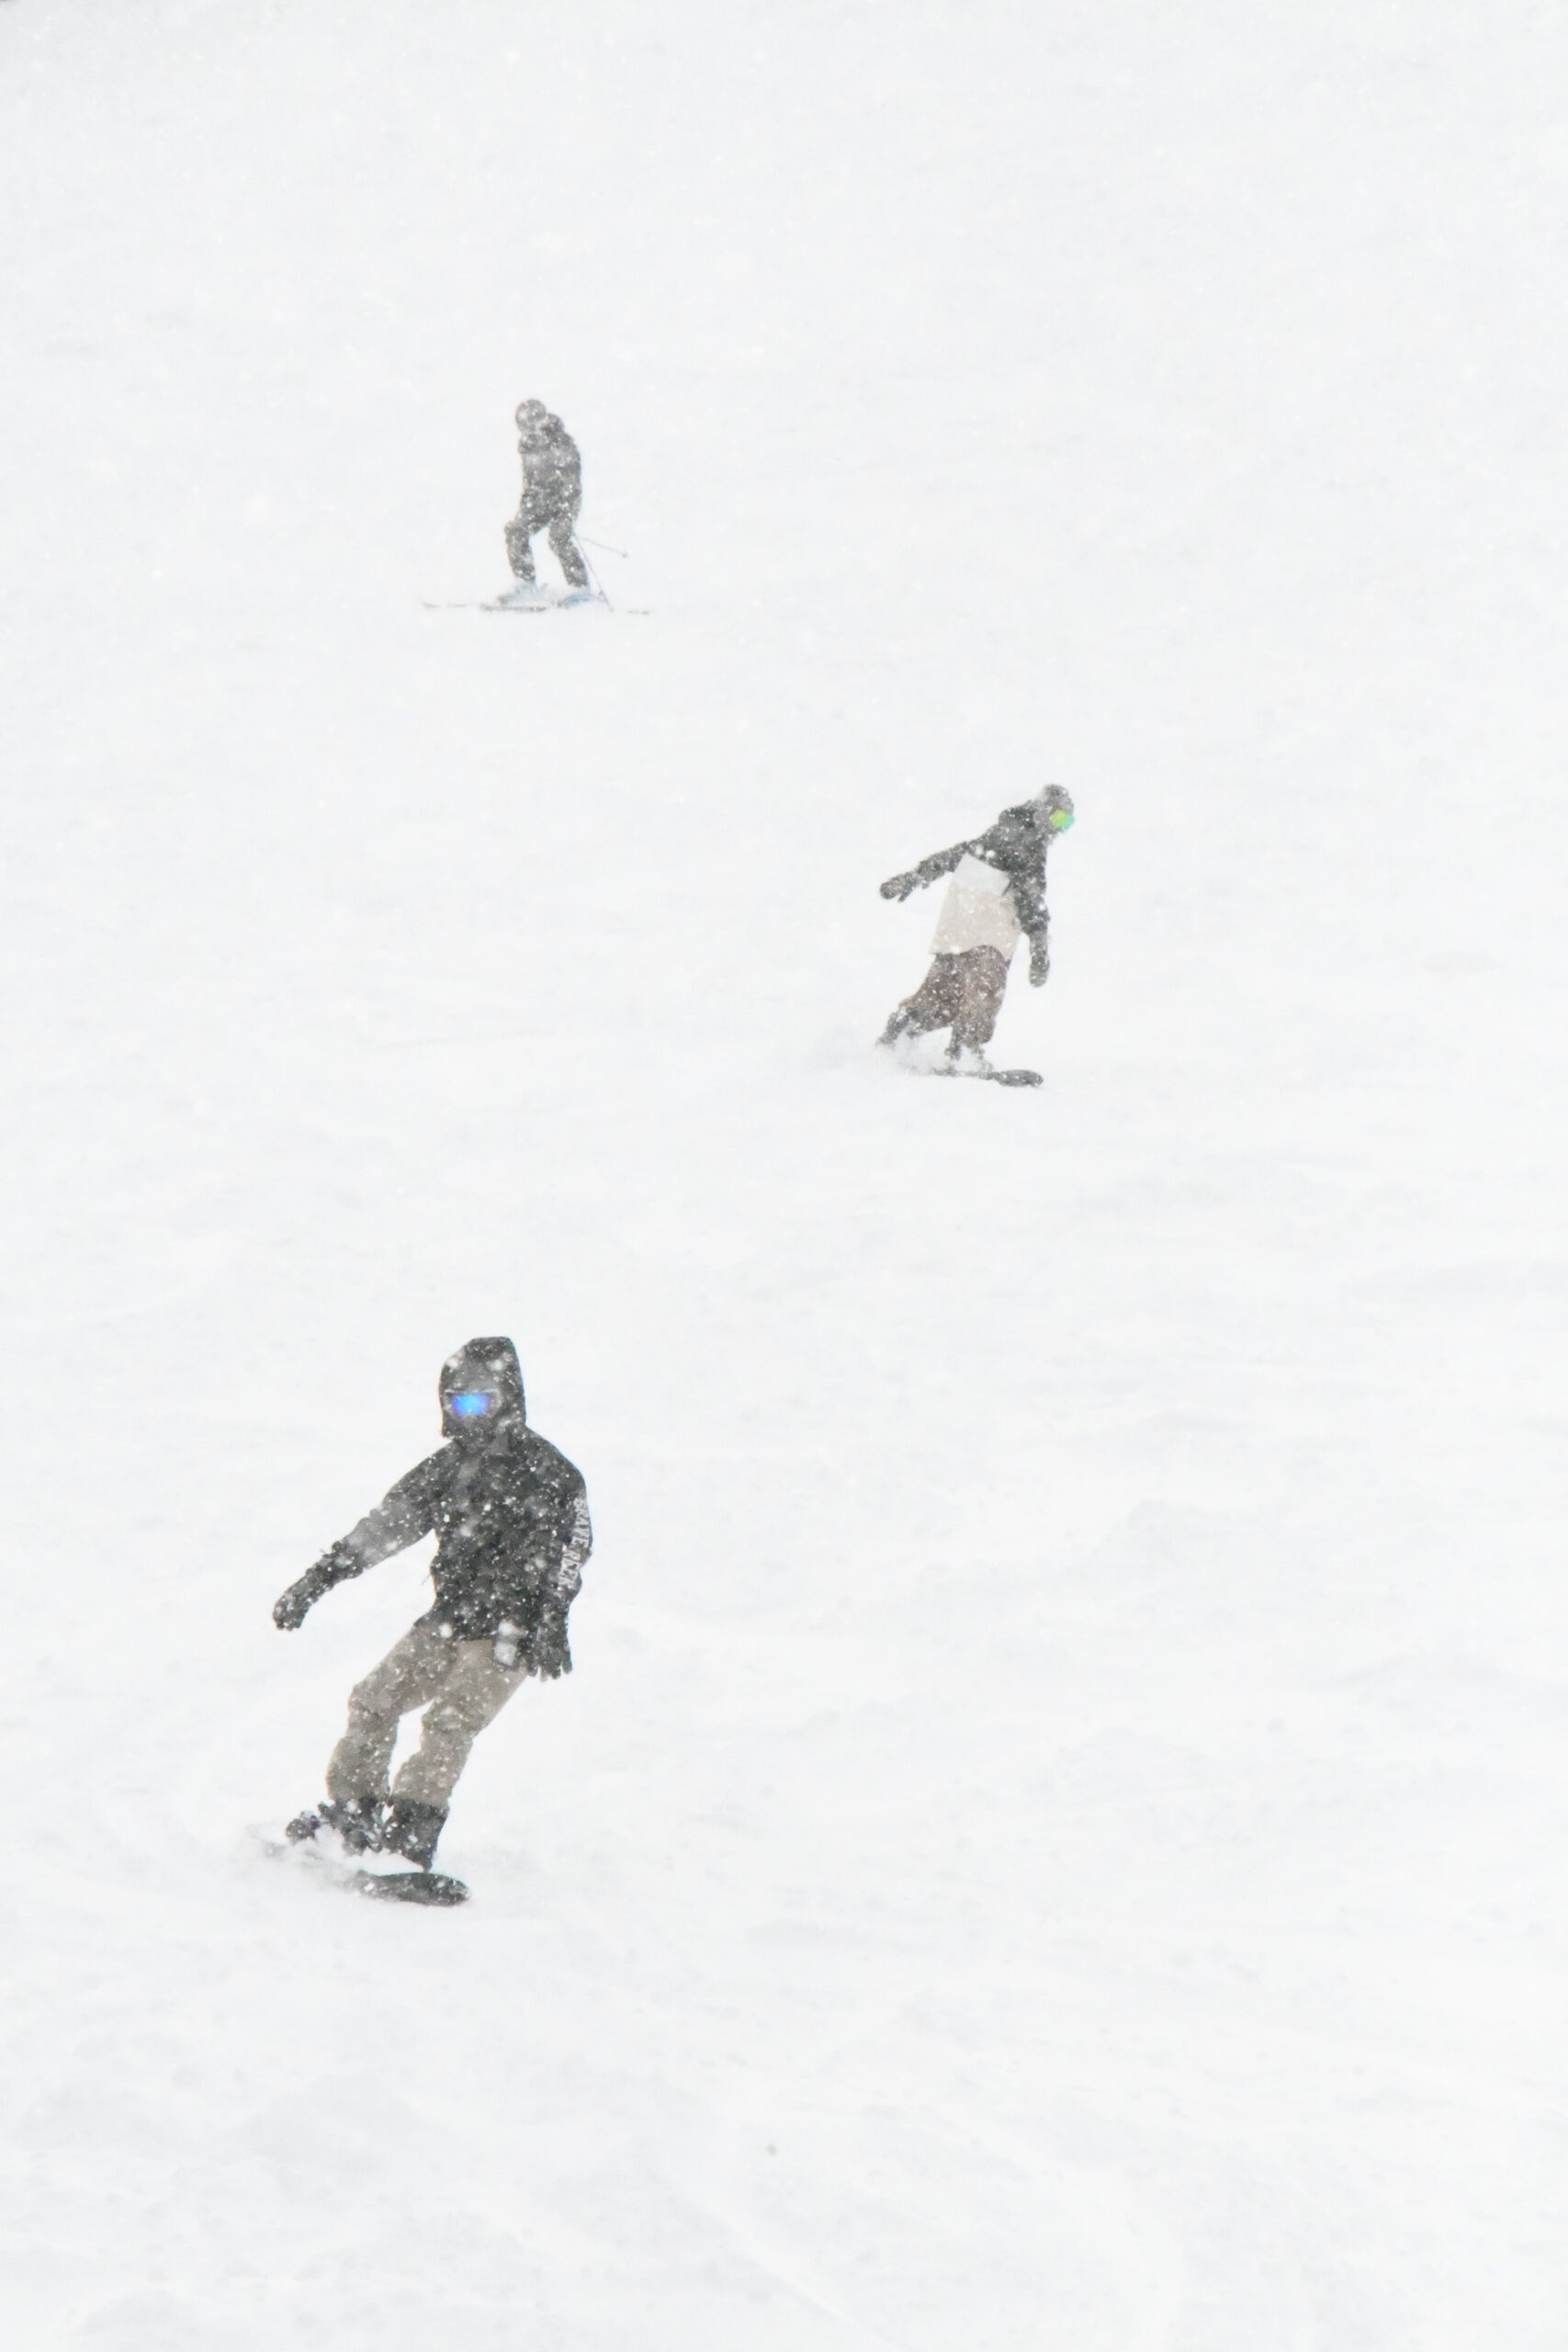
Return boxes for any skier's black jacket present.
[905,799,1056,946]
[299,1338,592,1665]
[516,412,581,522]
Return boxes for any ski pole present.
[581,545,614,613]
[579,533,629,559]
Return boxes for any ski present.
[422,589,605,615]
[931,1065,1043,1088]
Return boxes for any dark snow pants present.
[504,501,589,590]
[326,1623,525,1813]
[891,946,1010,1052]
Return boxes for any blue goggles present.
[447,1390,499,1419]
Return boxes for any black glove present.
[272,1574,322,1631]
[1029,939,1050,988]
[880,872,919,902]
[272,1544,352,1631]
[527,1612,572,1679]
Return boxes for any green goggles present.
[1046,807,1074,831]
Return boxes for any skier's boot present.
[945,1038,995,1079]
[383,1798,447,1870]
[316,1795,387,1854]
[877,1005,916,1049]
[502,516,536,583]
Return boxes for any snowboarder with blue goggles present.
[273,1335,592,1871]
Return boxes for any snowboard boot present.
[877,1005,916,1048]
[945,1038,995,1078]
[316,1795,387,1854]
[383,1798,447,1871]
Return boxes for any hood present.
[998,786,1073,835]
[438,1335,526,1442]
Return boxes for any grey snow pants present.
[504,503,589,591]
[326,1623,526,1814]
[893,945,1010,1053]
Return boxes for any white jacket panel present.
[931,856,1021,958]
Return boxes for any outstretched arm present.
[879,838,976,901]
[272,1456,444,1631]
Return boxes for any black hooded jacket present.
[309,1339,592,1659]
[908,799,1057,945]
[516,413,581,523]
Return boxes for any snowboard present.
[931,1064,1043,1088]
[344,1866,468,1906]
[255,1826,470,1906]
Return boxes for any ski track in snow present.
[2,3,1565,2346]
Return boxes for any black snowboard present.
[349,1867,469,1906]
[256,1826,469,1906]
[931,1065,1043,1088]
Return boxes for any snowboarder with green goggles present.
[877,785,1075,1079]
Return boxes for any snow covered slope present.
[2,2,1565,2345]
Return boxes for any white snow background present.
[2,2,1565,2345]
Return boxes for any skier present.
[876,785,1076,1075]
[502,398,591,597]
[273,1336,591,1871]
